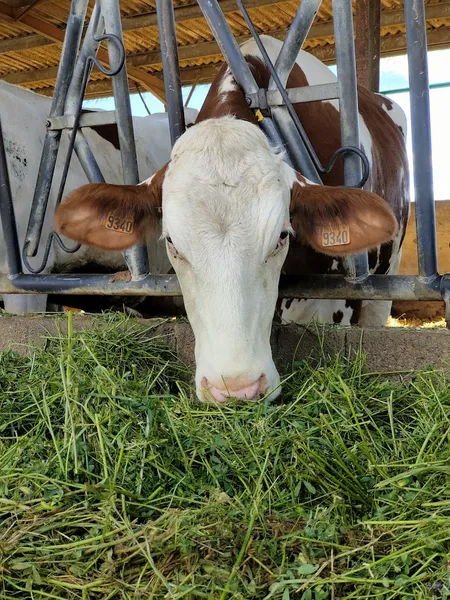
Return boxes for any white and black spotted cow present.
[55,35,410,403]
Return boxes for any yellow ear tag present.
[321,225,351,247]
[254,109,264,122]
[105,213,134,234]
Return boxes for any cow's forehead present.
[162,118,290,238]
[166,118,282,183]
[171,116,274,156]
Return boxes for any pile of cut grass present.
[1,314,450,599]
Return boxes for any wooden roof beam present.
[121,0,283,31]
[5,22,450,88]
[1,0,450,56]
[17,22,450,99]
[312,26,450,64]
[31,64,220,97]
[121,0,450,32]
[0,0,283,55]
[1,0,36,6]
[0,32,51,52]
[355,0,381,92]
[0,1,166,100]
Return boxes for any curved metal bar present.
[22,24,128,275]
[237,0,370,188]
[21,232,81,275]
[91,32,125,76]
[324,146,370,188]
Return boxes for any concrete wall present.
[1,315,449,375]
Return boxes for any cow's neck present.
[196,56,281,124]
[196,56,344,185]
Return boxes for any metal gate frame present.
[0,0,448,317]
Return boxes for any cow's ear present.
[289,178,398,256]
[55,164,167,251]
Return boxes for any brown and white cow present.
[55,35,410,403]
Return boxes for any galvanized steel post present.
[332,0,369,280]
[64,2,106,184]
[404,0,438,281]
[0,120,22,277]
[100,0,149,278]
[23,0,89,259]
[270,0,322,90]
[156,0,185,145]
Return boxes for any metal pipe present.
[100,0,139,186]
[259,118,294,162]
[0,119,22,277]
[23,0,89,259]
[332,0,369,281]
[100,0,149,278]
[247,83,340,107]
[73,132,106,183]
[196,0,288,154]
[235,0,322,179]
[1,273,446,301]
[197,0,259,95]
[269,0,322,91]
[65,3,103,117]
[65,2,106,184]
[156,0,185,145]
[404,0,438,281]
[237,1,370,192]
[270,109,322,180]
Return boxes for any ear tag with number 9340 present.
[321,225,350,248]
[105,213,134,234]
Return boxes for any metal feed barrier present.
[0,0,448,318]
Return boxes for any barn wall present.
[392,200,450,320]
[399,200,450,275]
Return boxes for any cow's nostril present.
[201,375,267,403]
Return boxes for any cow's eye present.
[268,230,290,260]
[275,230,289,250]
[166,235,185,261]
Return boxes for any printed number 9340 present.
[105,214,134,234]
[322,227,350,247]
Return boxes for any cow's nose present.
[201,375,267,403]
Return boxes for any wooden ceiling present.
[0,0,448,99]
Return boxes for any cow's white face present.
[55,117,399,405]
[161,118,290,402]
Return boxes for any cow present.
[55,35,410,403]
[0,79,197,315]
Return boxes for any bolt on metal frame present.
[0,0,449,320]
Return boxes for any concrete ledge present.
[0,315,449,373]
